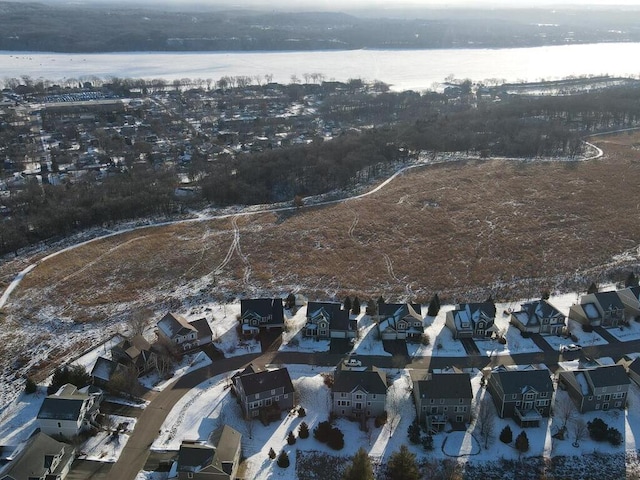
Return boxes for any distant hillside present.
[2,2,640,52]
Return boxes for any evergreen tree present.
[268,447,276,460]
[422,434,434,451]
[499,425,513,444]
[314,421,333,443]
[344,296,352,312]
[351,296,361,315]
[277,450,290,468]
[298,406,306,417]
[408,419,421,444]
[427,293,441,317]
[541,290,551,300]
[327,427,345,450]
[626,272,639,288]
[515,431,529,453]
[365,298,378,316]
[377,295,385,307]
[285,293,296,310]
[287,430,296,445]
[24,377,37,394]
[298,421,309,439]
[587,282,599,294]
[386,445,420,480]
[342,447,374,480]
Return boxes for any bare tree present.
[475,396,496,449]
[128,308,151,336]
[555,395,576,431]
[386,384,402,436]
[571,418,588,447]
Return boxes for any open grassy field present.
[2,131,640,328]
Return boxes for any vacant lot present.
[2,132,640,328]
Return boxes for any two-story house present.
[331,365,387,419]
[615,286,640,320]
[445,301,497,339]
[37,384,103,438]
[156,313,213,352]
[568,290,626,328]
[377,303,424,341]
[240,298,284,337]
[558,364,630,413]
[412,372,473,432]
[111,334,156,375]
[486,366,554,427]
[175,425,242,480]
[231,364,295,421]
[510,299,566,336]
[0,432,75,480]
[305,302,356,339]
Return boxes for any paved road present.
[106,335,640,480]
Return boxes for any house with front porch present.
[558,364,629,413]
[240,298,284,337]
[510,299,566,336]
[156,312,213,352]
[486,365,554,427]
[231,364,295,421]
[568,290,626,328]
[305,302,356,339]
[445,301,497,339]
[331,365,387,420]
[412,371,473,432]
[377,303,424,341]
[111,334,157,375]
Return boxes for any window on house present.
[615,401,621,408]
[355,394,363,400]
[596,404,601,410]
[430,399,434,404]
[58,422,61,428]
[284,394,288,399]
[275,396,280,401]
[512,394,517,400]
[372,394,376,399]
[422,406,427,411]
[265,398,272,407]
[271,389,276,395]
[459,398,463,404]
[440,399,444,404]
[256,393,260,399]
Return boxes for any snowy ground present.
[79,415,137,462]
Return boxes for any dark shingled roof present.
[240,298,284,324]
[378,303,422,319]
[37,397,87,421]
[584,364,630,388]
[414,373,473,399]
[333,367,387,395]
[0,432,73,480]
[189,317,213,340]
[490,368,554,395]
[235,367,294,396]
[593,291,625,311]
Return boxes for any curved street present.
[108,335,640,479]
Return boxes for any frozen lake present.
[2,42,640,91]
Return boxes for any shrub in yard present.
[24,377,37,394]
[588,418,609,442]
[298,407,306,417]
[287,430,296,445]
[375,411,388,428]
[408,420,421,444]
[515,431,529,453]
[422,434,434,451]
[499,425,513,444]
[298,421,309,439]
[327,426,344,450]
[323,374,334,388]
[607,427,623,446]
[268,447,276,460]
[582,324,594,333]
[427,293,441,317]
[520,331,531,338]
[420,333,430,346]
[277,450,290,468]
[314,421,333,443]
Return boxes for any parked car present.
[559,343,582,353]
[343,357,362,367]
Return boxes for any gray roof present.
[235,367,294,396]
[490,368,554,395]
[189,317,213,340]
[414,373,473,400]
[593,291,625,311]
[584,364,630,388]
[90,357,119,382]
[177,443,215,473]
[378,303,422,319]
[178,426,241,476]
[0,432,74,480]
[333,367,387,395]
[514,299,564,326]
[157,312,197,339]
[37,397,87,421]
[629,357,640,377]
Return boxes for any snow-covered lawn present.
[409,306,466,357]
[0,388,46,447]
[544,320,608,351]
[139,350,212,392]
[280,307,330,353]
[607,319,640,342]
[79,415,137,462]
[70,334,126,372]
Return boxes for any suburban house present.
[568,290,626,328]
[445,301,497,339]
[485,366,554,427]
[175,425,242,480]
[240,298,284,337]
[412,371,473,432]
[619,356,640,387]
[558,364,629,413]
[331,365,387,419]
[231,365,295,420]
[111,334,157,375]
[156,313,213,351]
[37,384,103,438]
[304,302,356,339]
[90,356,127,388]
[377,303,424,341]
[0,432,75,480]
[616,286,640,320]
[510,299,566,335]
